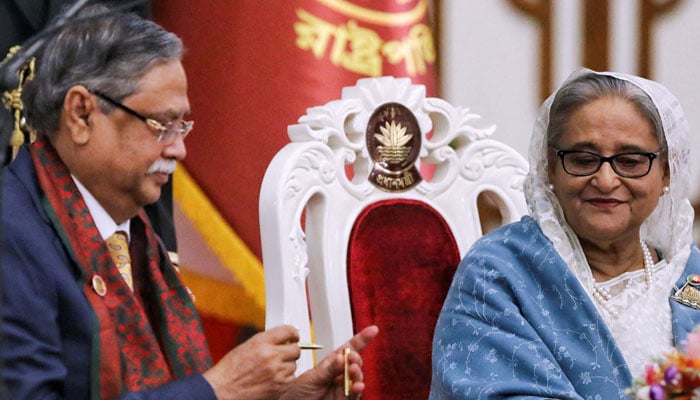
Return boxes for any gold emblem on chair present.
[367,102,421,192]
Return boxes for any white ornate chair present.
[259,76,528,399]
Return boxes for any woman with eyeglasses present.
[430,68,700,399]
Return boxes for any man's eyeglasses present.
[91,90,193,144]
[554,148,660,178]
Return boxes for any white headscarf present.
[523,67,694,293]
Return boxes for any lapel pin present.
[671,274,700,310]
[92,274,107,297]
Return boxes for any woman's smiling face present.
[548,95,669,246]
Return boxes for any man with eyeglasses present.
[0,4,377,400]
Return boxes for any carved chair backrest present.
[259,76,529,398]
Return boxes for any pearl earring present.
[662,186,670,195]
[547,184,554,191]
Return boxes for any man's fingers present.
[347,325,379,352]
[280,342,301,362]
[265,324,301,344]
[324,325,379,379]
[320,348,365,385]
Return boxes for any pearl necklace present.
[592,239,655,319]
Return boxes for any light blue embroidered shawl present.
[430,216,700,399]
[431,69,700,399]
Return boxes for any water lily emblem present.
[374,120,412,164]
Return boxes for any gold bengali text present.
[376,170,415,190]
[294,8,435,77]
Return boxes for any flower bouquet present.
[628,329,700,399]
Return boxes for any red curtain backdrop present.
[151,0,437,359]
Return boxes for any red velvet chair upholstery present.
[259,77,528,399]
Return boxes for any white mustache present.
[147,159,176,175]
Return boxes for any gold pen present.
[298,343,324,350]
[343,347,351,396]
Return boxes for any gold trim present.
[2,45,37,158]
[315,0,428,26]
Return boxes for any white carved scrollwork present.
[289,77,439,200]
[283,148,336,201]
[461,141,528,190]
[289,224,309,291]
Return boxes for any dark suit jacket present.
[0,146,215,399]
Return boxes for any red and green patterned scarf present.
[30,137,212,399]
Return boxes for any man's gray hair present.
[22,4,183,135]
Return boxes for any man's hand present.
[281,325,379,400]
[203,325,301,400]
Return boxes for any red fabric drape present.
[151,0,437,259]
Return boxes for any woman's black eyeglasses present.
[554,148,660,178]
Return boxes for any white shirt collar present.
[72,176,130,241]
